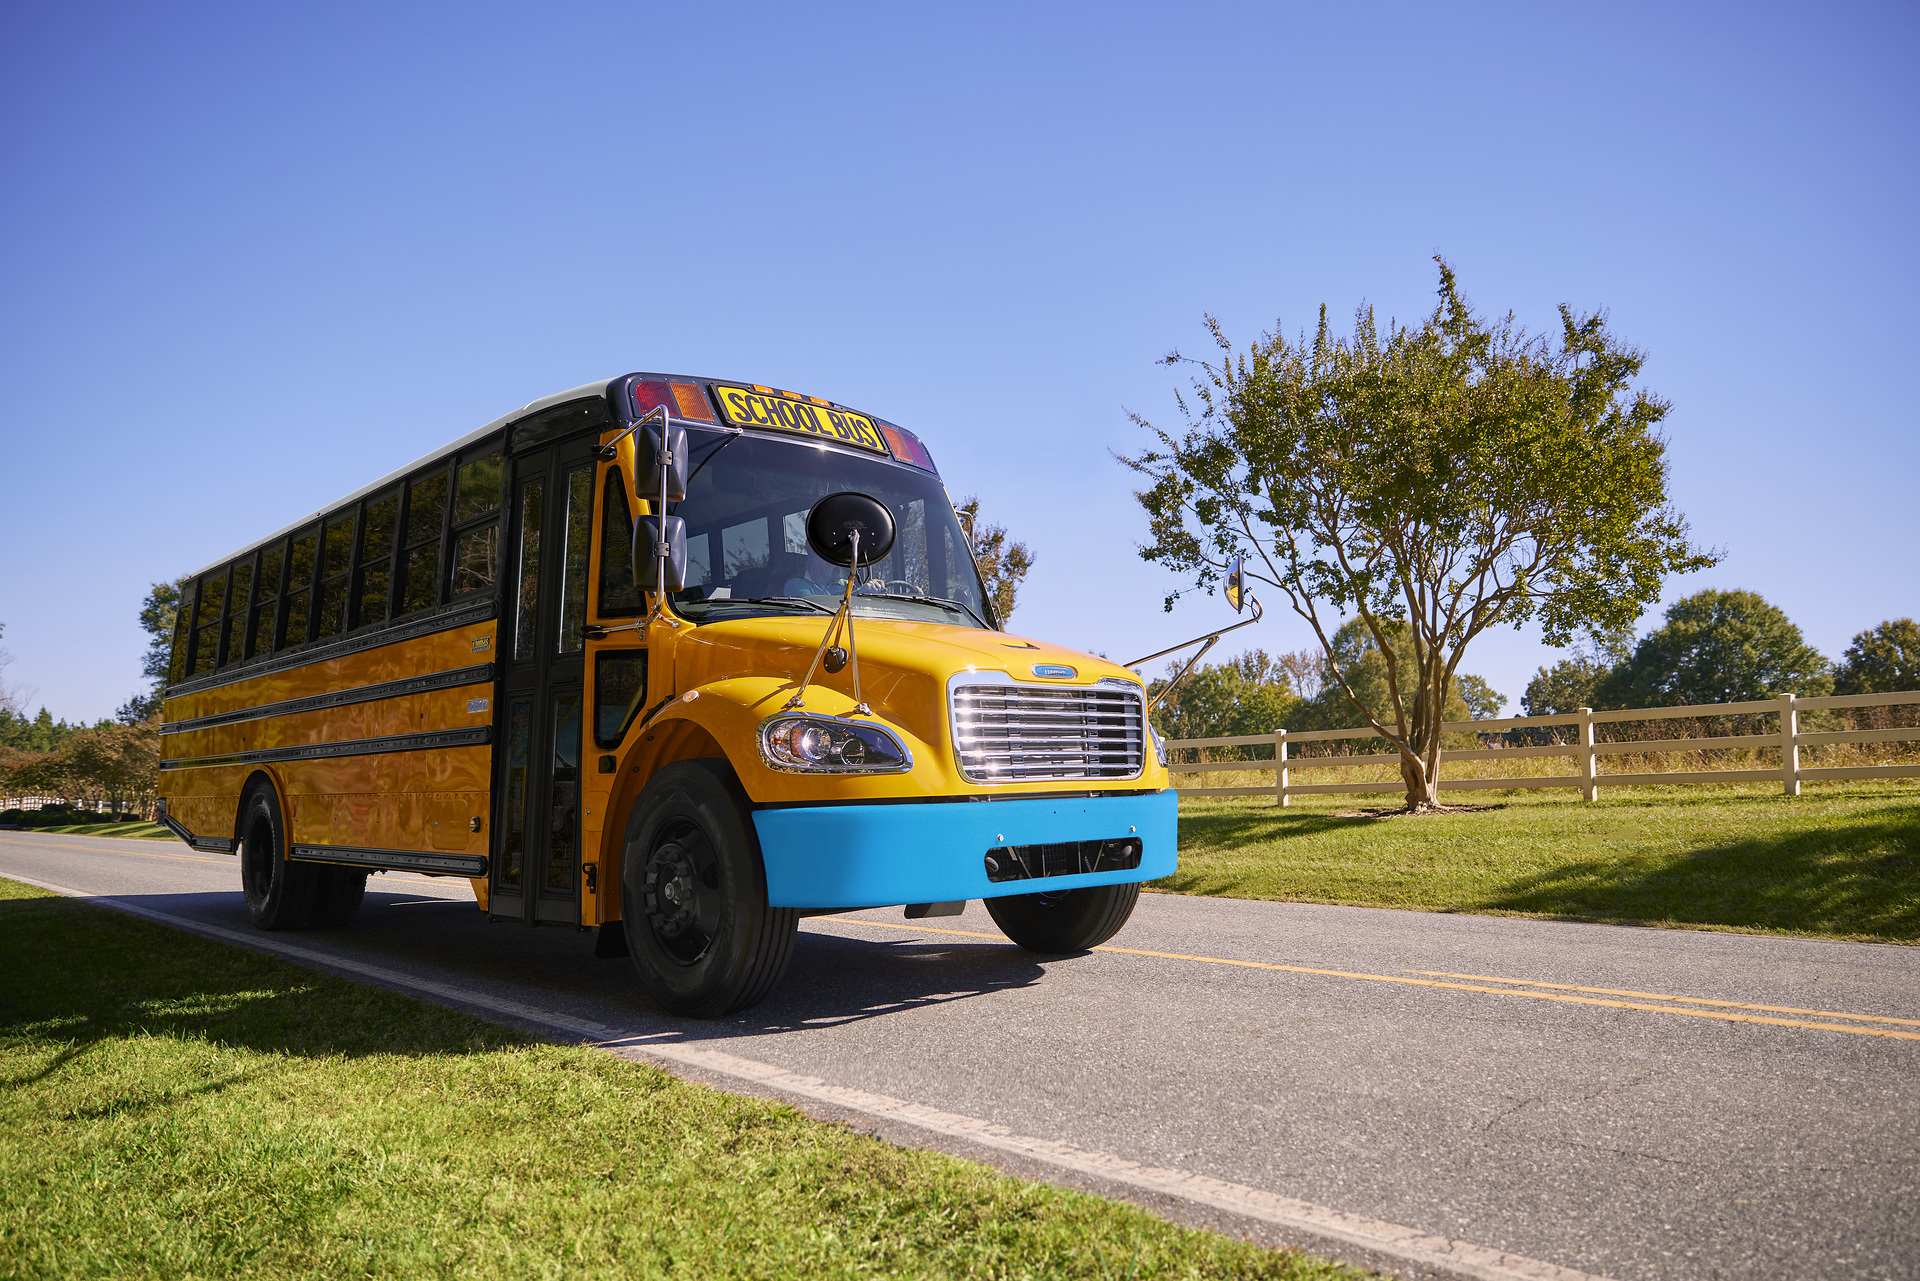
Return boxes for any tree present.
[1591,589,1830,708]
[117,577,189,723]
[0,621,27,720]
[1122,259,1715,809]
[1521,627,1634,717]
[1834,619,1920,696]
[1147,649,1300,750]
[1285,618,1501,735]
[955,497,1035,628]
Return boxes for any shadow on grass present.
[1477,803,1920,940]
[0,893,529,1076]
[0,889,1052,1079]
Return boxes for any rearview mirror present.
[1224,555,1246,614]
[634,421,688,504]
[806,492,897,567]
[635,515,688,592]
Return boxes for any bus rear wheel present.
[985,882,1141,953]
[238,779,321,930]
[619,759,797,1018]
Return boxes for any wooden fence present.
[1166,689,1920,804]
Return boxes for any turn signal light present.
[877,421,937,472]
[630,377,717,423]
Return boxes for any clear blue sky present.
[2,0,1914,723]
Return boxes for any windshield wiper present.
[853,591,990,629]
[722,596,839,615]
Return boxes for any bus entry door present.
[490,438,596,925]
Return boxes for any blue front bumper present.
[752,790,1178,911]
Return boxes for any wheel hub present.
[643,843,700,939]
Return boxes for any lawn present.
[1155,781,1920,943]
[0,878,1363,1281]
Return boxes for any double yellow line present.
[831,918,1920,1043]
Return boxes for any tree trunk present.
[1398,750,1440,810]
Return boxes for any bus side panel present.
[282,745,492,857]
[163,763,254,847]
[159,617,498,865]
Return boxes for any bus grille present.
[949,682,1145,783]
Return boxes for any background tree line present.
[0,581,183,822]
[1151,590,1917,758]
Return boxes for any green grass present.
[1155,781,1920,943]
[0,820,172,839]
[0,879,1363,1281]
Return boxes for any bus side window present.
[167,581,195,684]
[315,513,355,640]
[400,470,448,615]
[593,650,648,748]
[281,528,318,650]
[250,543,283,659]
[449,449,504,600]
[596,468,644,617]
[221,557,253,666]
[513,479,543,661]
[357,493,398,628]
[557,465,593,653]
[189,569,227,675]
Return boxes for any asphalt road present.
[3,830,1916,1281]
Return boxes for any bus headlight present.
[759,715,912,773]
[1148,723,1167,767]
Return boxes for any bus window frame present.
[447,440,507,606]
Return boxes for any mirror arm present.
[785,529,872,716]
[582,621,646,642]
[1128,595,1264,713]
[643,408,680,630]
[593,404,667,461]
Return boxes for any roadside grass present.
[0,879,1364,1281]
[0,820,172,839]
[1155,780,1920,943]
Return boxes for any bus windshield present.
[662,430,992,629]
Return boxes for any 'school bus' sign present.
[712,384,888,453]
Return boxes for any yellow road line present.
[1408,970,1920,1028]
[815,917,1920,1043]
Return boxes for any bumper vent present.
[950,681,1144,783]
[984,837,1144,884]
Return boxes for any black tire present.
[985,881,1141,952]
[619,759,797,1018]
[237,778,321,930]
[309,866,368,927]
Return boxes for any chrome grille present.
[950,681,1144,783]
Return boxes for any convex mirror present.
[634,420,688,504]
[1225,555,1245,614]
[806,492,896,567]
[634,515,688,592]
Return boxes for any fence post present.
[1274,728,1290,808]
[1779,692,1800,796]
[1579,707,1597,802]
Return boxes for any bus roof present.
[180,373,928,582]
[181,377,622,581]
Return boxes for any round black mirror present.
[806,492,896,567]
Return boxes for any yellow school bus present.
[158,374,1180,1015]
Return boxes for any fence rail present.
[1166,689,1920,804]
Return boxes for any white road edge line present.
[7,870,1615,1281]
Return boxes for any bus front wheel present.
[619,759,797,1018]
[985,882,1141,953]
